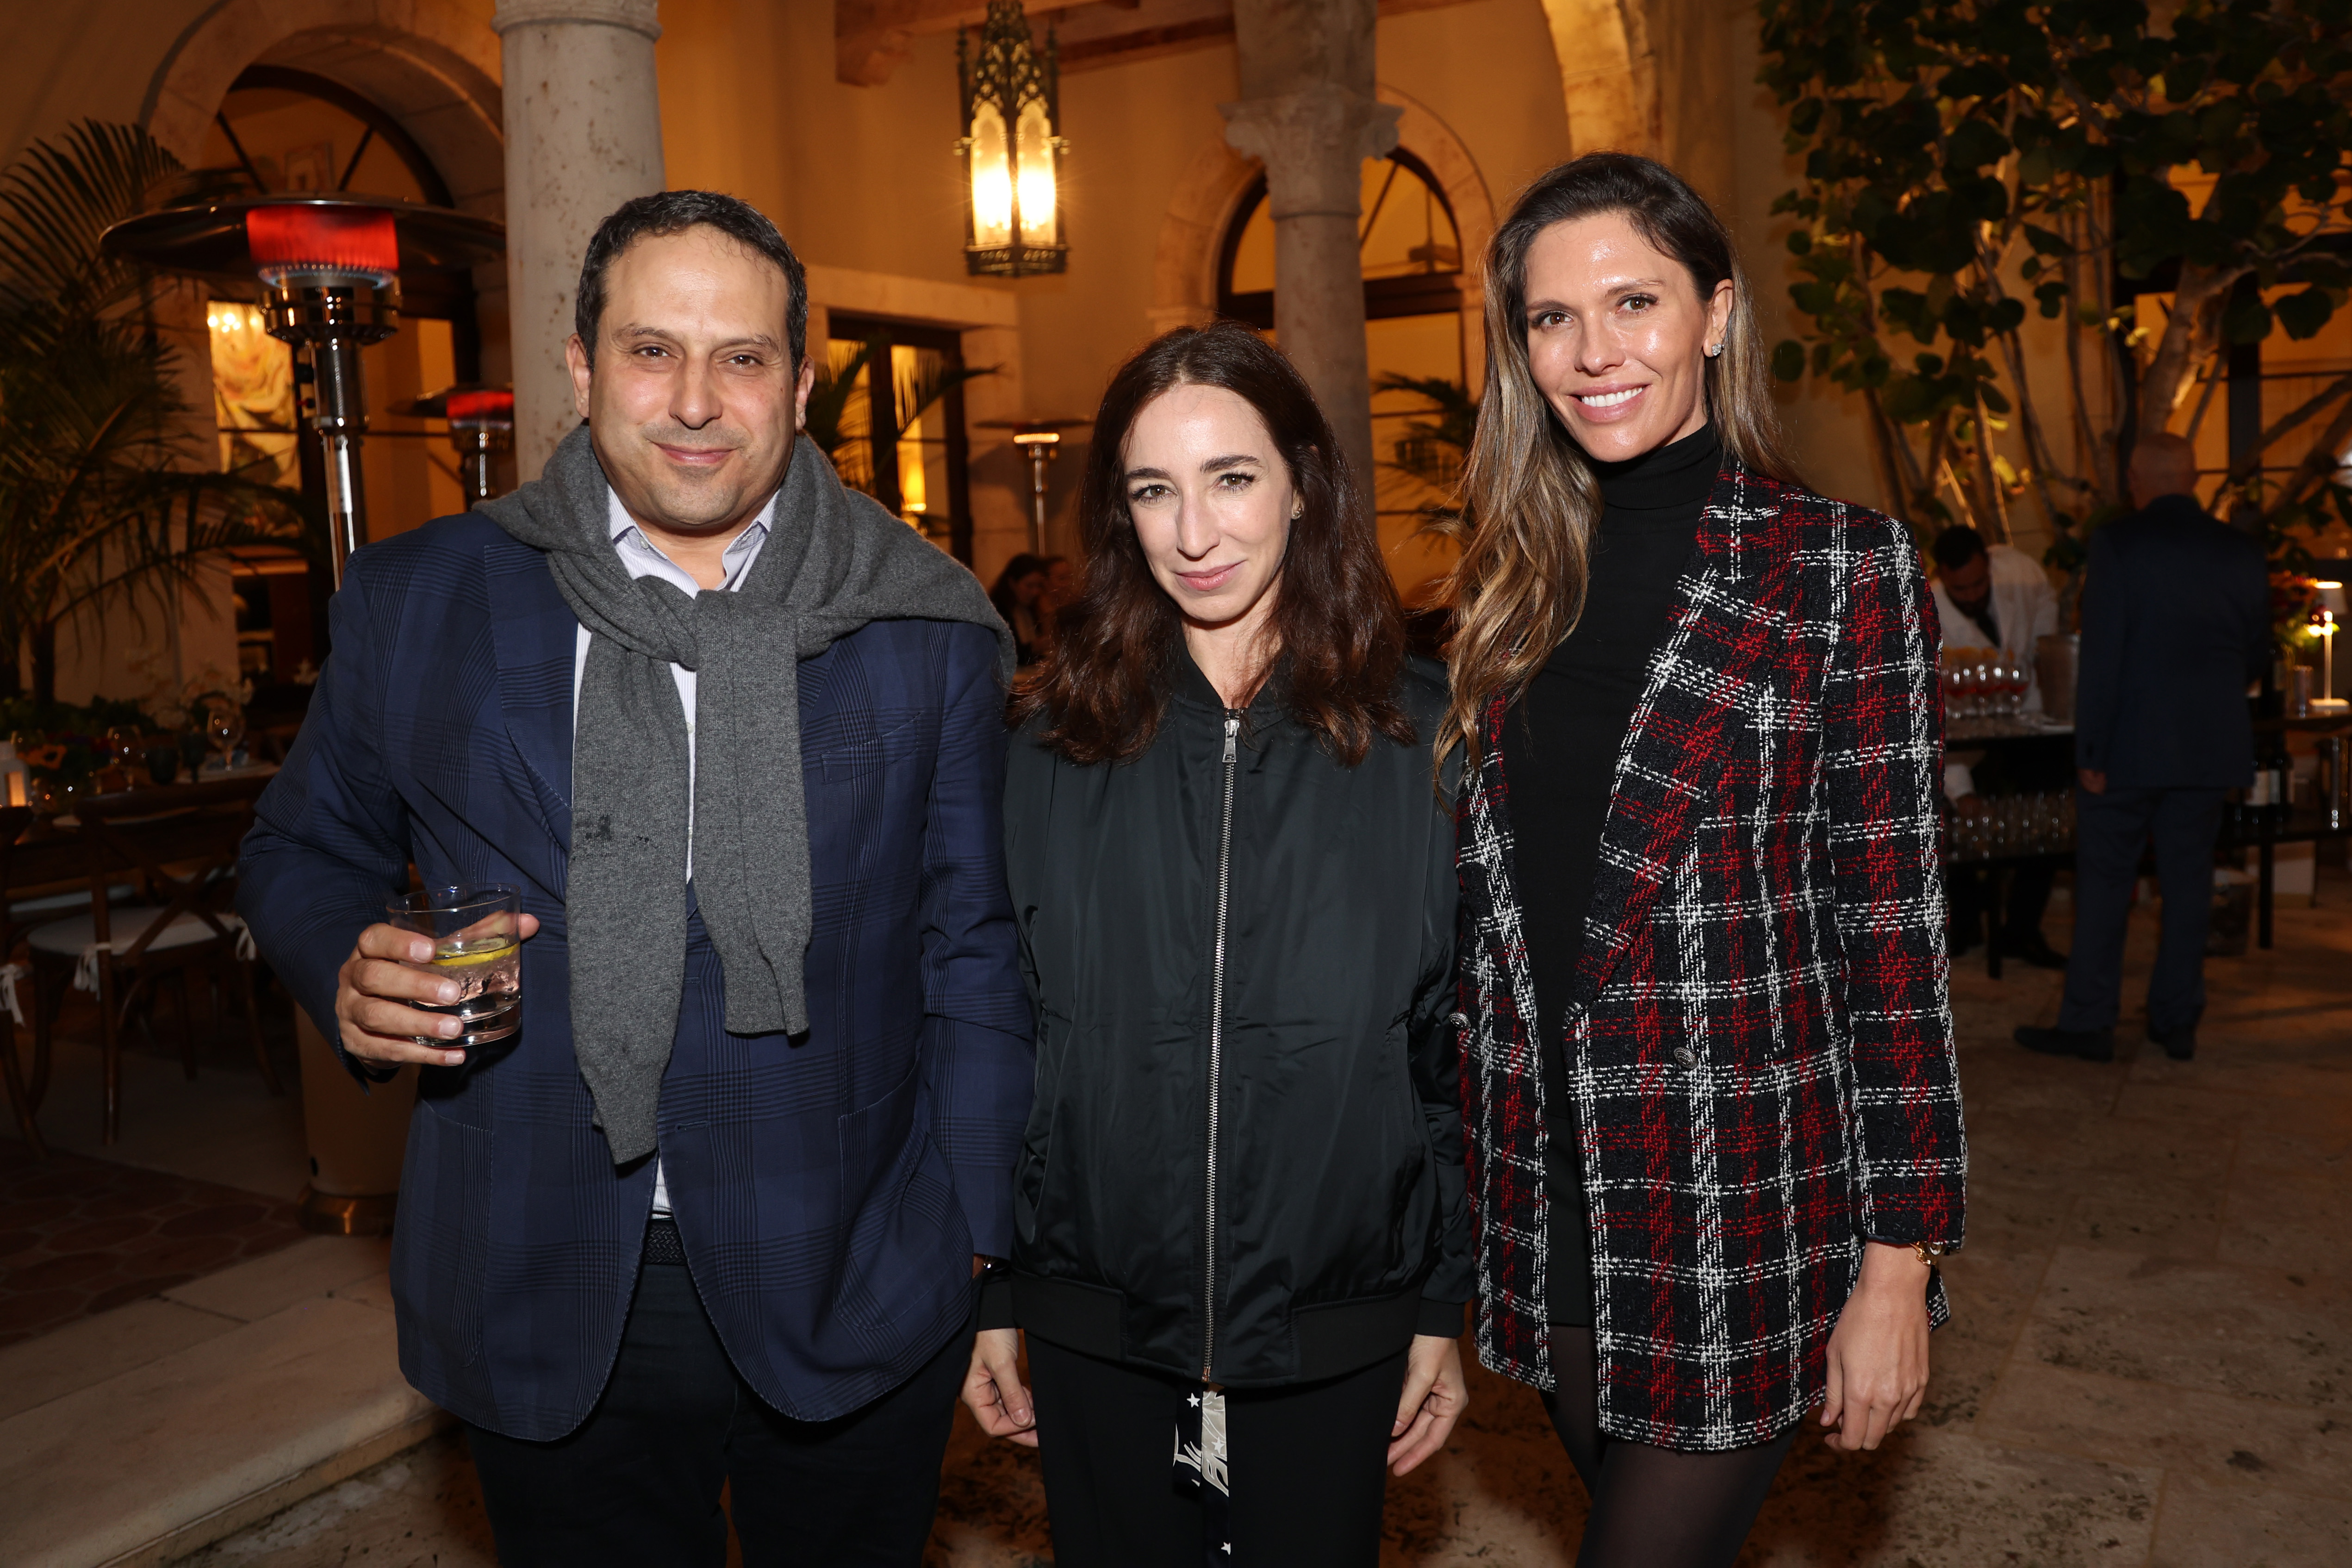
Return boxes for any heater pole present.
[308,337,371,585]
[1012,430,1060,554]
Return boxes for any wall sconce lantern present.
[958,0,1067,278]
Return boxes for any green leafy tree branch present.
[1757,0,2352,570]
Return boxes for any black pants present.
[1541,1326,1794,1568]
[2058,784,2227,1036]
[1027,1335,1408,1568]
[467,1251,970,1567]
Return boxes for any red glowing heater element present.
[445,388,515,426]
[243,205,400,283]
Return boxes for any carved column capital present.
[1218,86,1401,219]
[493,0,662,41]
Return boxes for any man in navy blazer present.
[2017,434,2269,1064]
[238,193,1033,1564]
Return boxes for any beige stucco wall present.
[3,0,1937,699]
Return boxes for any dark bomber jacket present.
[996,649,1470,1388]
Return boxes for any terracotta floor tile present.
[0,1139,303,1348]
[159,1202,271,1238]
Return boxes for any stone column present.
[1221,0,1399,498]
[494,0,667,479]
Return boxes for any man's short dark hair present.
[574,190,808,369]
[1931,524,1988,572]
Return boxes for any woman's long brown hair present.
[1013,321,1414,766]
[1438,153,1804,772]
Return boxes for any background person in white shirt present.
[1934,525,2069,969]
[1931,524,2059,710]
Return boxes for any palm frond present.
[890,356,1000,441]
[0,120,188,329]
[804,338,880,462]
[1374,373,1478,494]
[0,120,282,699]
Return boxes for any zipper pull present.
[1223,712,1239,764]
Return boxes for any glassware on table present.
[1946,661,1977,720]
[386,884,524,1050]
[203,702,246,772]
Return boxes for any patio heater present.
[101,196,504,585]
[979,416,1089,553]
[394,384,517,503]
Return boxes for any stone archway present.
[1537,0,1657,160]
[138,0,509,382]
[1149,83,1497,390]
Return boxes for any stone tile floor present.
[170,870,2352,1566]
[0,1136,307,1347]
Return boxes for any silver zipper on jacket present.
[1203,709,1240,1381]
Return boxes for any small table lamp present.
[2314,581,2347,712]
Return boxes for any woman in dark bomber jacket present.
[960,322,1471,1568]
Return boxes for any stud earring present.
[1705,342,1724,358]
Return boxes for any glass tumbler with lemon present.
[387,884,524,1050]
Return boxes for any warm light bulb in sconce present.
[969,100,1013,247]
[1014,99,1057,244]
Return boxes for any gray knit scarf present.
[482,424,1012,1164]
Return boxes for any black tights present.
[1540,1327,1795,1568]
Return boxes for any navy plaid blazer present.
[237,514,1033,1439]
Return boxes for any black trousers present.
[1541,1326,1794,1568]
[2057,784,2227,1036]
[1027,1335,1409,1568]
[467,1251,970,1567]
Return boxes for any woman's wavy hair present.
[1437,153,1803,769]
[1012,321,1414,766]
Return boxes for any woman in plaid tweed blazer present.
[1438,156,1966,1563]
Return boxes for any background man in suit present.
[2017,433,2270,1063]
[1933,524,2068,967]
[239,192,1032,1566]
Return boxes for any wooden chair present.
[22,775,283,1144]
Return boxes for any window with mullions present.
[1217,149,1464,327]
[1216,151,1467,601]
[819,315,977,565]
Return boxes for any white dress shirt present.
[1932,542,2060,712]
[572,486,775,1214]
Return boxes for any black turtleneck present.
[1503,420,1718,1326]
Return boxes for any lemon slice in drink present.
[432,939,515,968]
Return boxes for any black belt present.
[643,1215,687,1266]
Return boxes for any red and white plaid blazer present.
[1455,460,1967,1451]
